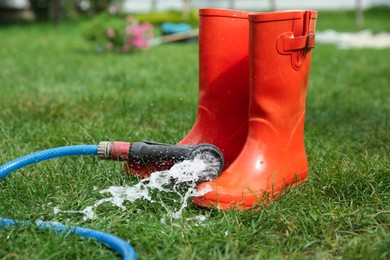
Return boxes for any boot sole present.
[194,171,307,210]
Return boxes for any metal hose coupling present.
[98,141,224,180]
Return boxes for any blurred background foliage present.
[29,0,119,22]
[0,0,390,32]
[81,9,198,41]
[0,0,123,24]
[0,0,200,32]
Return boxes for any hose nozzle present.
[98,141,224,181]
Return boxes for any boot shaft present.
[198,9,250,117]
[248,11,317,139]
[180,9,250,164]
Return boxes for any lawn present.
[0,7,389,260]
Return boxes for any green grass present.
[1,8,389,260]
[316,6,390,32]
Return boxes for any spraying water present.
[54,153,220,221]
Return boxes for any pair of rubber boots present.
[131,8,317,210]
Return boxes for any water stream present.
[54,156,218,222]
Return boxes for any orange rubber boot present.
[194,10,318,209]
[125,9,250,177]
[179,8,250,166]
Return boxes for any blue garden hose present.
[0,145,98,179]
[0,145,136,260]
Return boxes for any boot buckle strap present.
[276,32,315,70]
[305,33,316,51]
[278,33,315,52]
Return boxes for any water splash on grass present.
[54,155,217,221]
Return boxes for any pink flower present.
[100,17,154,53]
[108,5,118,15]
[140,23,153,31]
[106,42,114,50]
[106,28,115,38]
[131,37,148,49]
[126,25,136,35]
[122,43,131,52]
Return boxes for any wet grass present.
[1,8,389,260]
